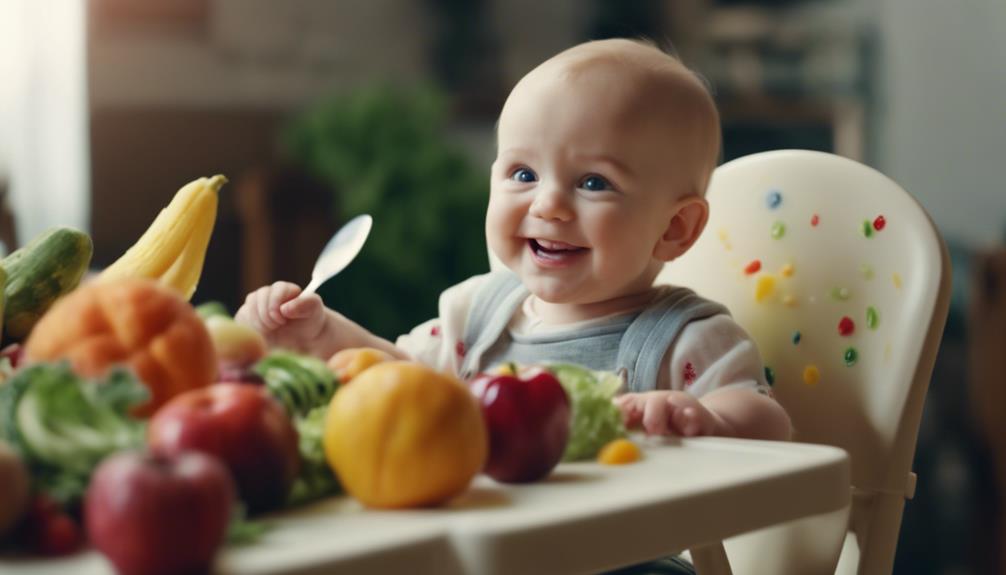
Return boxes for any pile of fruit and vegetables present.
[0,175,639,574]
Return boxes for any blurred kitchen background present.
[0,1,1004,573]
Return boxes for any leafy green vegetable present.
[287,405,340,506]
[0,363,148,505]
[546,364,626,462]
[253,351,338,418]
[283,85,488,339]
[226,503,270,546]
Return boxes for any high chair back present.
[658,150,951,575]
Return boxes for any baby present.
[236,38,791,442]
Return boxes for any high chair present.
[658,150,951,575]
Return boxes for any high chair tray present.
[0,436,849,575]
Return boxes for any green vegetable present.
[1,227,93,341]
[0,363,148,505]
[195,301,231,320]
[252,352,342,505]
[253,351,338,418]
[226,503,270,546]
[546,364,626,462]
[0,265,6,337]
[287,405,340,506]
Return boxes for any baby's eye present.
[580,174,613,192]
[510,167,537,183]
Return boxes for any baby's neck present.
[529,288,659,325]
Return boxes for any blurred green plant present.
[282,85,489,339]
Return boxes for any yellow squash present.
[99,175,226,300]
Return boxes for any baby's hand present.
[614,391,721,437]
[235,281,327,353]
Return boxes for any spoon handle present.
[303,277,324,295]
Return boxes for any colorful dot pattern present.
[803,365,821,385]
[866,306,879,330]
[771,221,786,239]
[732,187,897,391]
[755,275,777,302]
[766,190,783,209]
[844,347,858,367]
[718,229,732,251]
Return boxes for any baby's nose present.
[528,185,574,222]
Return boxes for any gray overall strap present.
[616,287,729,392]
[459,271,528,378]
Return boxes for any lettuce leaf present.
[0,362,147,506]
[545,363,626,461]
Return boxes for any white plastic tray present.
[1,436,849,575]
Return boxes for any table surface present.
[1,436,850,575]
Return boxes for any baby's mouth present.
[528,239,588,264]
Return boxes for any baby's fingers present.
[640,395,672,436]
[670,406,702,437]
[266,282,302,327]
[668,402,716,437]
[280,292,322,319]
[615,394,645,428]
[235,286,272,331]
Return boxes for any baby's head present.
[487,38,721,307]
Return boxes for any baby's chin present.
[520,273,593,305]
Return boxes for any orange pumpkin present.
[25,278,217,416]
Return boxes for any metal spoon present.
[303,214,373,294]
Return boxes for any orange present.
[323,361,487,508]
[326,347,394,384]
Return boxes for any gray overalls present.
[458,271,728,391]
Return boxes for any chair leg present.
[690,542,734,575]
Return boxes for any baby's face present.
[487,59,702,306]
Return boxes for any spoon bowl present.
[303,214,373,294]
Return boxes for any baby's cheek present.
[485,200,522,258]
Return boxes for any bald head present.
[501,39,721,197]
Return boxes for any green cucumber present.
[1,227,93,341]
[0,265,6,338]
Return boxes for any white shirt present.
[396,274,772,398]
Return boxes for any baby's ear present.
[653,195,709,262]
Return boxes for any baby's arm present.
[235,281,409,361]
[615,388,791,440]
[615,314,791,441]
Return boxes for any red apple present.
[148,383,300,513]
[17,494,83,557]
[85,451,234,575]
[469,366,570,483]
[0,343,24,369]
